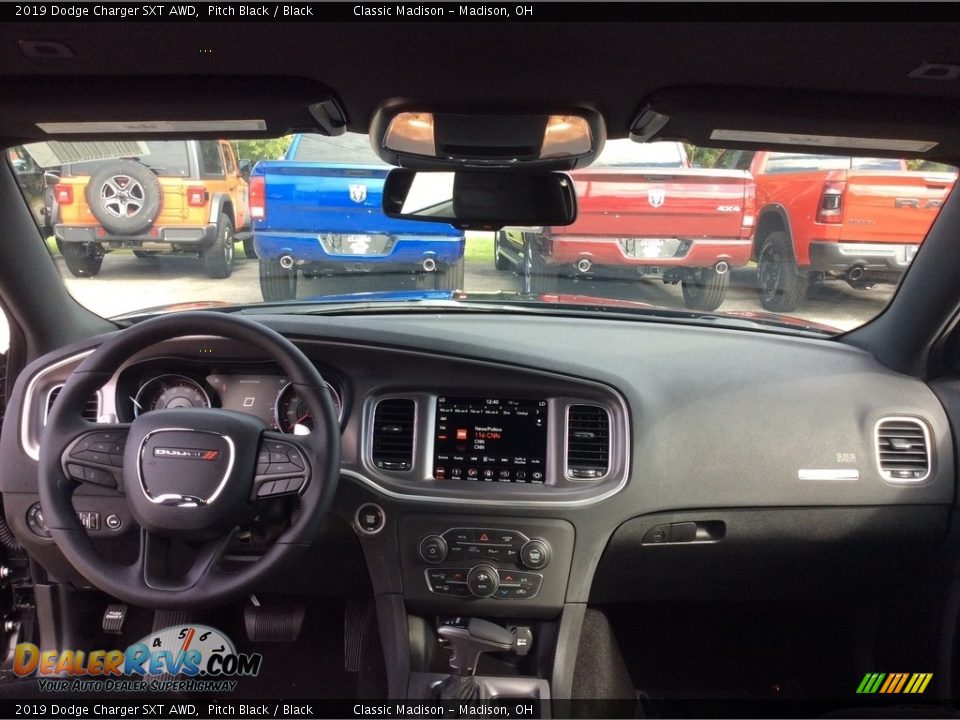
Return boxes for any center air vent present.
[566,404,610,479]
[371,398,416,472]
[875,417,931,483]
[45,385,100,424]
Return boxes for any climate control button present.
[466,564,499,598]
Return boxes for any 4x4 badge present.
[349,184,368,203]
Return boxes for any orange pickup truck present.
[713,150,957,312]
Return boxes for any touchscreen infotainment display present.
[433,397,547,483]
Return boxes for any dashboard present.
[0,312,956,620]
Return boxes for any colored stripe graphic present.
[857,672,932,694]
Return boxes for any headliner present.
[2,21,960,161]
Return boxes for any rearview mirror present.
[382,170,577,230]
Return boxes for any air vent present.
[875,417,931,483]
[45,385,100,424]
[372,398,416,472]
[566,404,610,479]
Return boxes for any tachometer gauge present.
[274,381,341,434]
[133,375,211,417]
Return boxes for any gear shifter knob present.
[438,618,515,675]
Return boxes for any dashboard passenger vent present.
[45,385,100,424]
[875,417,931,482]
[566,404,610,479]
[372,398,416,472]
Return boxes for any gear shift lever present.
[439,618,515,675]
[434,619,515,701]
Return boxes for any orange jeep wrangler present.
[50,139,252,279]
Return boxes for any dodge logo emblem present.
[349,184,368,203]
[648,189,666,208]
[154,447,220,461]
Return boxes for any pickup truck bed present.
[712,149,957,312]
[251,134,465,302]
[496,140,756,311]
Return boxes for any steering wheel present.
[38,312,340,609]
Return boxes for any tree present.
[232,137,294,164]
[684,144,723,168]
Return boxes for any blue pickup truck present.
[251,134,465,301]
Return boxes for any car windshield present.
[592,139,687,168]
[8,135,957,333]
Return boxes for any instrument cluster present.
[122,363,344,434]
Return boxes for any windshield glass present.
[66,140,193,177]
[592,140,686,168]
[9,136,957,334]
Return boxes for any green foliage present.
[685,144,723,169]
[232,137,294,164]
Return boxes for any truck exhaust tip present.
[279,255,295,269]
[714,261,729,275]
[576,258,593,273]
[422,258,437,272]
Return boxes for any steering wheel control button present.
[466,564,499,597]
[419,535,448,564]
[356,504,385,534]
[285,476,304,493]
[105,514,123,531]
[520,539,550,570]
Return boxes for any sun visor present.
[634,86,960,159]
[0,75,345,144]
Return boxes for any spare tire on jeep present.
[84,160,163,235]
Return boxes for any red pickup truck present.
[712,149,957,312]
[495,140,756,311]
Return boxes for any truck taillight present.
[54,184,73,205]
[249,176,265,220]
[816,180,847,223]
[741,183,757,239]
[187,187,207,207]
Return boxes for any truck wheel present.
[681,267,730,311]
[85,160,162,236]
[522,237,557,295]
[202,214,235,279]
[259,258,298,301]
[434,257,465,290]
[61,243,103,278]
[758,231,808,312]
[494,232,512,271]
[242,237,258,259]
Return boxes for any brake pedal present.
[244,597,305,642]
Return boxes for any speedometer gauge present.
[133,375,211,417]
[274,382,342,434]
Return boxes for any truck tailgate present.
[258,163,457,236]
[557,168,752,239]
[840,170,956,243]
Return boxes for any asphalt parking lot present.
[56,234,893,332]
